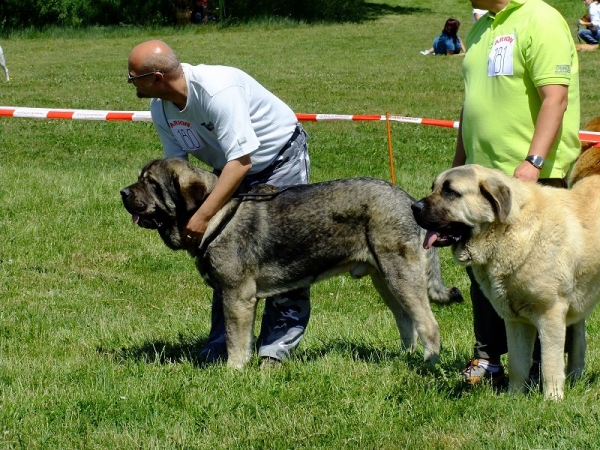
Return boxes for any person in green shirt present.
[455,0,581,386]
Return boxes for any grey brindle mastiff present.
[121,158,462,368]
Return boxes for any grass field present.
[2,0,600,448]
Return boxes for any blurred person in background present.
[420,18,466,56]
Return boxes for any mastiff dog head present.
[411,164,517,264]
[120,158,217,250]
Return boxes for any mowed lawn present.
[1,0,600,448]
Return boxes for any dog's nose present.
[411,201,425,214]
[120,188,131,200]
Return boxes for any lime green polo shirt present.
[461,0,580,178]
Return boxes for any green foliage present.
[224,0,368,23]
[74,0,175,27]
[0,0,368,29]
[0,0,176,28]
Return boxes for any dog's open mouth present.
[131,213,162,230]
[420,221,472,250]
[423,230,463,249]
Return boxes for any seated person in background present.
[578,0,600,45]
[191,0,209,24]
[420,18,466,56]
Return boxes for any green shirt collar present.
[492,0,527,19]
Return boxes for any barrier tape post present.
[385,112,396,185]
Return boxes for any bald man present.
[128,40,311,365]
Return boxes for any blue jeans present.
[201,125,311,362]
[578,28,599,45]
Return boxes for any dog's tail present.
[569,146,600,187]
[425,246,463,304]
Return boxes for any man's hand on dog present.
[184,210,209,244]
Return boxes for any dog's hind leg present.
[370,257,440,364]
[371,273,418,352]
[424,246,463,304]
[566,319,586,380]
[222,282,259,369]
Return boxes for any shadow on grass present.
[297,339,478,397]
[301,339,532,399]
[102,335,451,370]
[298,338,406,364]
[364,3,429,21]
[99,333,210,367]
[105,336,582,397]
[101,336,600,399]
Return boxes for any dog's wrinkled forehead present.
[137,159,167,184]
[432,165,478,194]
[139,168,154,183]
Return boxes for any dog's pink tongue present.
[132,214,140,224]
[423,230,438,250]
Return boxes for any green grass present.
[1,0,600,448]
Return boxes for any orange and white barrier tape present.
[295,113,460,129]
[0,106,152,121]
[1,106,599,143]
[0,107,460,128]
[577,131,600,145]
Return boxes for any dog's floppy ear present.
[479,177,512,223]
[172,170,210,213]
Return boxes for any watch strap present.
[525,155,545,169]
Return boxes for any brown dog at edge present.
[570,117,600,185]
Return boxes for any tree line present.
[0,0,367,29]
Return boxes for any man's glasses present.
[127,70,164,83]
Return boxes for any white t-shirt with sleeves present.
[151,63,298,174]
[589,2,600,30]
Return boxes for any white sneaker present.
[420,50,430,55]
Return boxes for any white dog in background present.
[0,44,9,81]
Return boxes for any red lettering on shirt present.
[493,35,515,45]
[169,120,192,128]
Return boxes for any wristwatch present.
[525,155,545,170]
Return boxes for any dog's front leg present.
[537,312,568,400]
[505,320,536,395]
[222,285,258,369]
[566,319,586,380]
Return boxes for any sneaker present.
[420,50,431,55]
[460,358,505,387]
